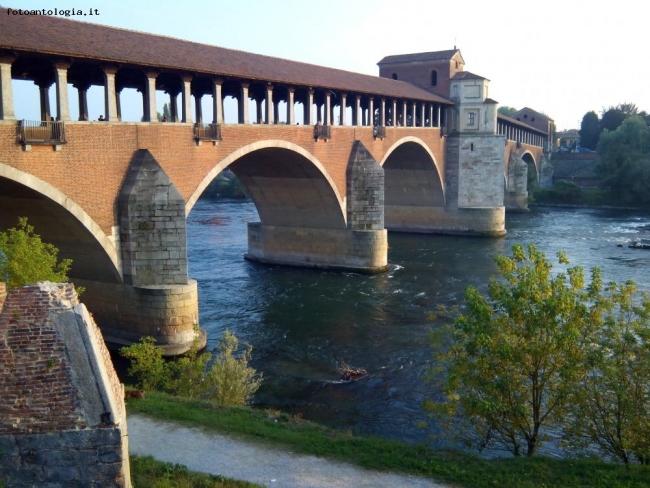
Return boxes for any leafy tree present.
[120,329,262,406]
[596,116,650,205]
[428,244,598,456]
[498,106,518,117]
[0,217,71,290]
[579,111,600,150]
[562,276,650,464]
[600,103,637,134]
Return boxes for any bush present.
[0,217,71,289]
[120,330,262,406]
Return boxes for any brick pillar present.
[54,63,70,121]
[0,56,15,121]
[145,71,158,122]
[104,68,119,121]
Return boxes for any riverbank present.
[125,392,650,488]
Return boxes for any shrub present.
[120,329,262,406]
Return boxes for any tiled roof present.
[498,114,548,134]
[512,107,554,122]
[377,49,462,65]
[452,71,488,81]
[0,9,451,104]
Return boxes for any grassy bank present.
[130,455,263,488]
[127,392,650,488]
[531,184,647,209]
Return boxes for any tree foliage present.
[579,111,600,150]
[596,116,650,205]
[498,106,518,117]
[0,217,71,289]
[120,329,262,407]
[563,276,650,464]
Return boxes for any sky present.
[5,0,650,130]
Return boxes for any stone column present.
[195,95,203,124]
[324,92,331,126]
[392,100,397,127]
[274,99,280,124]
[54,63,70,121]
[0,56,15,120]
[182,76,192,124]
[429,104,434,127]
[304,88,314,125]
[411,101,416,127]
[287,87,295,125]
[354,95,361,126]
[402,100,407,126]
[420,103,425,127]
[368,98,374,127]
[380,98,386,127]
[37,81,52,121]
[256,99,263,123]
[76,83,90,121]
[266,84,274,124]
[340,93,347,126]
[168,91,179,122]
[144,71,158,122]
[212,79,222,124]
[116,88,123,121]
[238,82,249,124]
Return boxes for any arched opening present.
[0,176,121,284]
[522,152,538,190]
[382,140,445,208]
[392,73,398,80]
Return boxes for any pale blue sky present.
[5,0,649,130]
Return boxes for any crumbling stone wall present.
[0,282,130,487]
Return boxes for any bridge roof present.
[497,113,548,135]
[0,9,452,105]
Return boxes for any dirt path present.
[128,415,452,488]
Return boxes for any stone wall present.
[0,282,130,487]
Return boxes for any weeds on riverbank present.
[127,392,650,488]
[130,455,262,488]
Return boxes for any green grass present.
[531,185,643,208]
[130,455,263,488]
[127,391,650,488]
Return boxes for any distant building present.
[555,129,580,151]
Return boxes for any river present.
[187,199,650,447]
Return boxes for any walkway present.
[128,415,451,488]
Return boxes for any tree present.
[579,111,600,150]
[596,115,650,205]
[0,217,71,289]
[562,276,650,464]
[427,244,597,456]
[600,103,637,134]
[498,106,518,117]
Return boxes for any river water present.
[187,199,650,446]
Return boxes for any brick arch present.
[0,163,122,283]
[187,140,347,229]
[380,137,445,207]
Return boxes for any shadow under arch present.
[187,140,346,229]
[0,163,122,283]
[380,136,445,208]
[521,151,538,189]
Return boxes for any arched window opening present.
[392,73,398,80]
[431,70,438,86]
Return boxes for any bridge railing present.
[193,123,222,142]
[313,124,331,141]
[16,120,66,145]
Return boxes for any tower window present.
[468,112,476,126]
[392,73,398,80]
[431,70,438,86]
